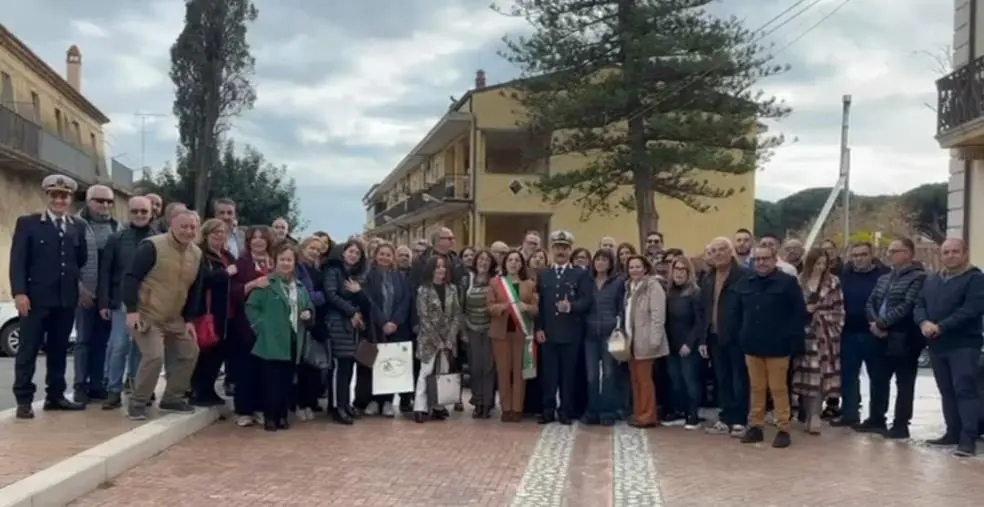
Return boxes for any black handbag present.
[303,336,332,370]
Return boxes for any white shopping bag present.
[371,342,415,396]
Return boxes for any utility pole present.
[133,112,167,169]
[804,96,854,251]
[839,95,852,246]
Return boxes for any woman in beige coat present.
[623,255,669,427]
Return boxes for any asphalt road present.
[0,357,75,411]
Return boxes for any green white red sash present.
[496,276,537,379]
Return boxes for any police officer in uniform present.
[534,230,592,424]
[10,175,88,419]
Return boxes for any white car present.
[0,301,77,356]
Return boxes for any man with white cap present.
[534,229,591,425]
[10,174,89,419]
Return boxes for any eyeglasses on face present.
[130,209,151,215]
[92,198,114,205]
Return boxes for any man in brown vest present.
[120,210,205,420]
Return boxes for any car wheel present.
[0,321,20,356]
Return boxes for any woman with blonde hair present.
[663,256,707,429]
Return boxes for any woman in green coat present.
[245,243,313,431]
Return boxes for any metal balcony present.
[0,104,41,171]
[936,55,984,143]
[38,130,100,184]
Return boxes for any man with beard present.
[734,228,754,267]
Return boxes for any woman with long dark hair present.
[322,239,369,425]
[229,225,276,427]
[486,250,537,422]
[583,248,625,425]
[359,243,412,417]
[413,256,462,423]
[792,247,845,435]
[463,250,497,418]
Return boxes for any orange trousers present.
[491,333,526,413]
[628,358,658,425]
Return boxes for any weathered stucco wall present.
[0,169,48,300]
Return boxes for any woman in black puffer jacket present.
[322,239,369,425]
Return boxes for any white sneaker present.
[381,402,395,417]
[684,420,700,431]
[765,412,777,427]
[253,412,265,425]
[364,401,380,416]
[705,421,730,435]
[235,415,253,427]
[730,424,746,438]
[304,408,315,421]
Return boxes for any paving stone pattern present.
[0,408,146,488]
[612,424,664,507]
[508,424,577,507]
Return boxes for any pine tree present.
[498,0,791,244]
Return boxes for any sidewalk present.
[0,405,147,489]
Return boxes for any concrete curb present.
[0,406,222,507]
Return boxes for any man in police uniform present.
[10,175,89,419]
[534,230,592,425]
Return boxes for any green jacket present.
[245,274,312,363]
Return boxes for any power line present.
[621,0,854,125]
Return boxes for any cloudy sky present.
[1,0,949,239]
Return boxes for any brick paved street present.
[0,408,146,488]
[0,371,970,507]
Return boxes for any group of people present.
[8,174,983,457]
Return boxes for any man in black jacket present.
[861,237,926,438]
[699,237,748,437]
[738,246,808,448]
[98,196,155,409]
[914,238,984,457]
[10,175,88,419]
[833,242,889,427]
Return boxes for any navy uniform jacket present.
[535,265,592,343]
[9,212,88,308]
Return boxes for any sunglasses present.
[92,198,114,205]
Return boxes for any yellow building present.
[363,70,754,254]
[0,24,136,299]
[935,0,984,266]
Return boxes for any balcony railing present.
[372,175,473,226]
[0,104,104,184]
[0,104,41,158]
[39,130,100,183]
[111,158,134,190]
[936,55,984,135]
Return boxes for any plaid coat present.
[793,274,845,399]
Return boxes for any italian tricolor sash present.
[496,276,537,379]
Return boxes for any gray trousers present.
[467,328,496,408]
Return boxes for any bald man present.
[73,184,123,404]
[98,196,156,409]
[699,236,749,436]
[914,238,984,456]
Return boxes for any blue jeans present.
[583,339,621,419]
[73,306,112,393]
[666,352,702,416]
[839,331,871,422]
[104,307,140,394]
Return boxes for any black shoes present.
[331,408,354,425]
[102,393,123,410]
[44,397,85,411]
[15,404,34,419]
[537,411,556,425]
[741,426,764,444]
